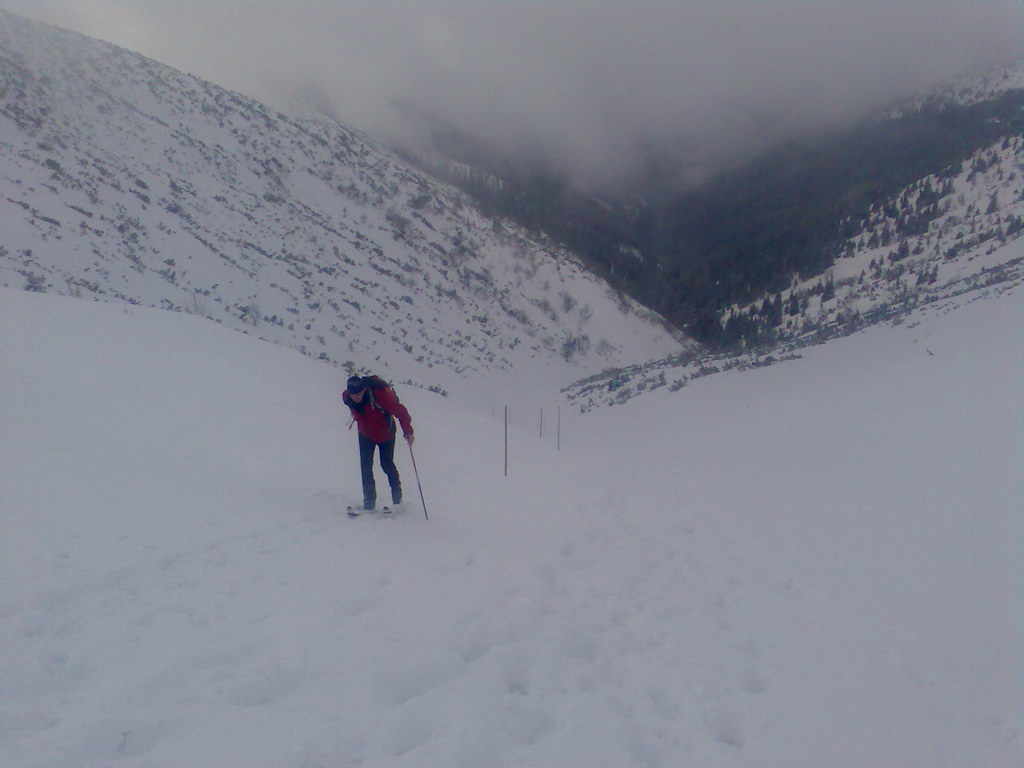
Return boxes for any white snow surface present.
[2,281,1022,767]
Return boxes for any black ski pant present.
[358,433,402,509]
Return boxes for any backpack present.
[361,375,397,433]
[361,374,391,392]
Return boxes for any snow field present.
[1,285,1022,767]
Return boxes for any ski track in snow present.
[1,282,1022,767]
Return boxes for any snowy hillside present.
[0,10,686,392]
[725,123,1024,348]
[570,240,1023,411]
[729,60,1024,350]
[2,272,1021,766]
[568,129,1024,409]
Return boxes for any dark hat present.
[347,375,365,393]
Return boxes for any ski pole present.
[408,441,428,521]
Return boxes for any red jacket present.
[343,385,413,444]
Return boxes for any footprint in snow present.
[704,708,745,750]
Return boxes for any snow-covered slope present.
[732,60,1024,350]
[566,104,1024,410]
[0,10,686,394]
[2,277,1020,766]
[737,129,1024,347]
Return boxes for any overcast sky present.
[3,1,1022,188]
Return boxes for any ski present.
[346,505,395,518]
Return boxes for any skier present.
[342,374,414,512]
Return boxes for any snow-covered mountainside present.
[749,61,1024,343]
[567,63,1024,411]
[2,279,1020,767]
[0,11,687,392]
[570,239,1023,412]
